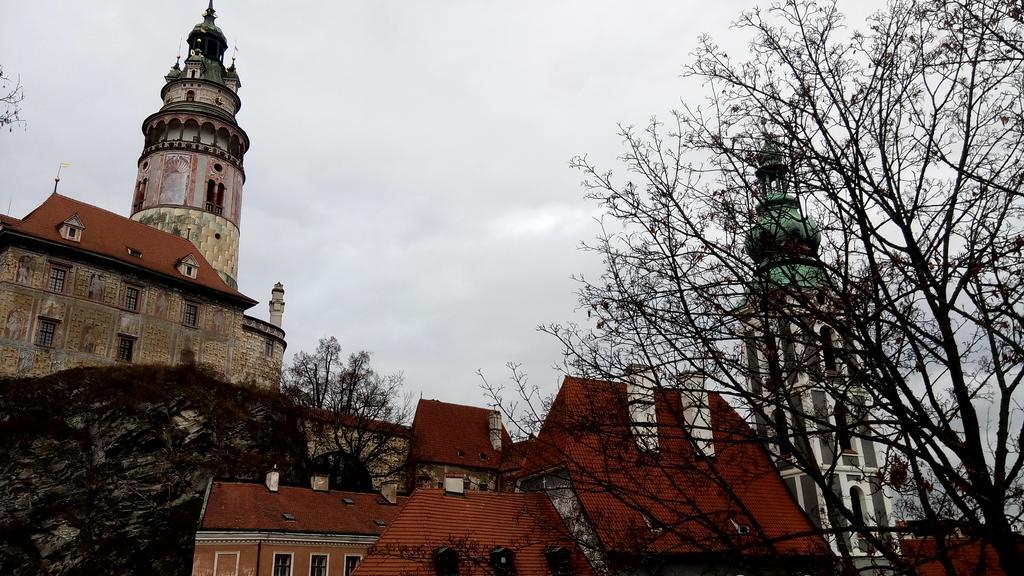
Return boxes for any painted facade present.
[0,3,285,388]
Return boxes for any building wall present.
[412,462,497,492]
[0,245,282,388]
[192,538,371,576]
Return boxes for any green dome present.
[744,192,821,263]
[743,136,829,291]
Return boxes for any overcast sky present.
[1,0,880,408]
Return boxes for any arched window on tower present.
[133,181,145,212]
[186,90,195,101]
[849,485,866,526]
[215,183,225,215]
[835,401,853,452]
[772,408,792,455]
[205,180,216,212]
[820,326,837,372]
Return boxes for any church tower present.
[741,137,891,561]
[130,1,247,288]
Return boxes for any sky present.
[1,0,880,408]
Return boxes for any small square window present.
[48,267,67,292]
[124,286,140,312]
[117,336,135,362]
[36,319,58,347]
[183,303,198,327]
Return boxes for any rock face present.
[0,365,307,575]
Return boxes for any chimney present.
[488,410,503,451]
[626,364,659,451]
[265,466,280,493]
[310,473,329,492]
[381,481,398,505]
[677,372,714,457]
[443,476,465,496]
[269,282,285,328]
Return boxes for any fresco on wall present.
[159,154,191,205]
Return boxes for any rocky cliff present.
[0,365,307,575]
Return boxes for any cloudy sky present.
[1,0,879,407]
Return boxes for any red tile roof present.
[514,376,828,560]
[355,489,596,576]
[200,481,405,535]
[900,537,1013,576]
[408,399,511,469]
[0,194,253,304]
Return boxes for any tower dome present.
[743,137,828,289]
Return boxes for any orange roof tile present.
[409,399,511,470]
[200,481,405,535]
[515,376,829,560]
[0,194,254,304]
[355,489,596,576]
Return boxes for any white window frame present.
[309,552,330,576]
[272,552,294,576]
[344,554,362,576]
[213,551,240,576]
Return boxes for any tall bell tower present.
[740,137,891,561]
[130,1,248,288]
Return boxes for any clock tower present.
[130,1,247,288]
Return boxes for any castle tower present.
[130,1,248,288]
[740,137,891,560]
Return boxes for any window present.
[850,486,866,526]
[272,553,292,576]
[117,336,135,362]
[310,554,328,576]
[187,88,196,99]
[344,555,361,576]
[183,302,198,327]
[479,482,489,491]
[773,408,792,454]
[821,326,837,372]
[264,337,274,356]
[48,267,67,292]
[490,548,516,576]
[433,547,458,576]
[67,227,77,239]
[124,286,140,312]
[835,402,853,452]
[36,319,57,347]
[545,547,572,576]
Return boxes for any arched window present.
[186,90,195,101]
[850,486,866,526]
[205,180,216,211]
[490,548,516,576]
[772,408,792,454]
[835,401,853,451]
[545,547,572,576]
[820,326,837,372]
[216,183,225,207]
[133,181,144,212]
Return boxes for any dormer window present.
[490,547,516,576]
[177,254,199,279]
[544,547,572,576]
[58,214,84,242]
[433,547,458,576]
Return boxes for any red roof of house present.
[200,481,405,535]
[355,489,597,576]
[514,376,829,560]
[0,194,253,304]
[901,537,1013,576]
[408,399,511,469]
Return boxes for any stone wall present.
[0,245,282,388]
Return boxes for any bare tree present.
[0,66,24,131]
[284,337,412,491]
[489,0,1024,574]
